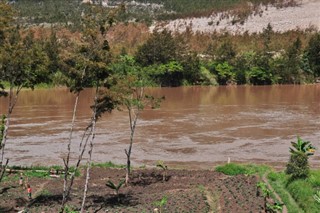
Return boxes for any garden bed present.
[0,167,266,212]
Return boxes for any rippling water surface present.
[0,85,319,168]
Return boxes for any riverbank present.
[0,163,319,212]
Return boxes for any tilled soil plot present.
[0,167,266,212]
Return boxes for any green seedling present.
[266,202,283,213]
[156,161,168,182]
[106,179,125,202]
[256,181,271,198]
[153,195,168,213]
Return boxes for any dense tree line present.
[117,27,320,86]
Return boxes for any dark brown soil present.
[0,167,266,212]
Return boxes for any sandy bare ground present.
[153,0,320,34]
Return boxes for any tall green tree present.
[306,33,320,77]
[135,29,184,66]
[215,40,236,64]
[281,37,303,84]
[0,2,49,182]
[58,4,124,212]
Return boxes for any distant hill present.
[156,0,320,34]
[13,0,319,34]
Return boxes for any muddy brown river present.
[0,85,319,169]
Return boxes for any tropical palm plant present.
[289,136,316,156]
[286,137,316,180]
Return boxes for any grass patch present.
[308,170,320,187]
[287,179,320,212]
[267,171,302,213]
[5,165,83,178]
[215,163,269,176]
[91,161,126,169]
[267,169,320,213]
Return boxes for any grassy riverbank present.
[1,162,319,212]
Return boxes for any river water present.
[0,85,319,169]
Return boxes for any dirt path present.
[33,180,50,197]
[262,173,288,213]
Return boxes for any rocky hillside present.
[153,0,320,34]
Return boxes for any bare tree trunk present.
[80,87,98,213]
[61,91,80,212]
[0,86,21,183]
[59,123,93,213]
[0,159,9,183]
[125,107,139,185]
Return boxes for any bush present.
[286,152,309,180]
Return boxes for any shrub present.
[285,137,316,180]
[286,152,309,180]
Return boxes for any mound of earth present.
[0,167,266,212]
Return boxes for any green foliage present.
[306,33,320,77]
[308,170,320,187]
[268,169,320,212]
[266,202,283,213]
[210,62,235,85]
[147,61,184,86]
[12,0,297,25]
[286,137,316,180]
[314,191,320,204]
[135,29,183,66]
[156,160,168,171]
[153,195,168,213]
[106,179,125,198]
[181,53,202,85]
[286,151,310,180]
[156,160,168,182]
[267,171,302,213]
[64,205,78,213]
[91,161,126,169]
[256,181,271,197]
[215,163,254,176]
[0,1,15,45]
[247,66,271,85]
[289,136,316,155]
[216,41,236,63]
[287,179,319,212]
[0,27,50,90]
